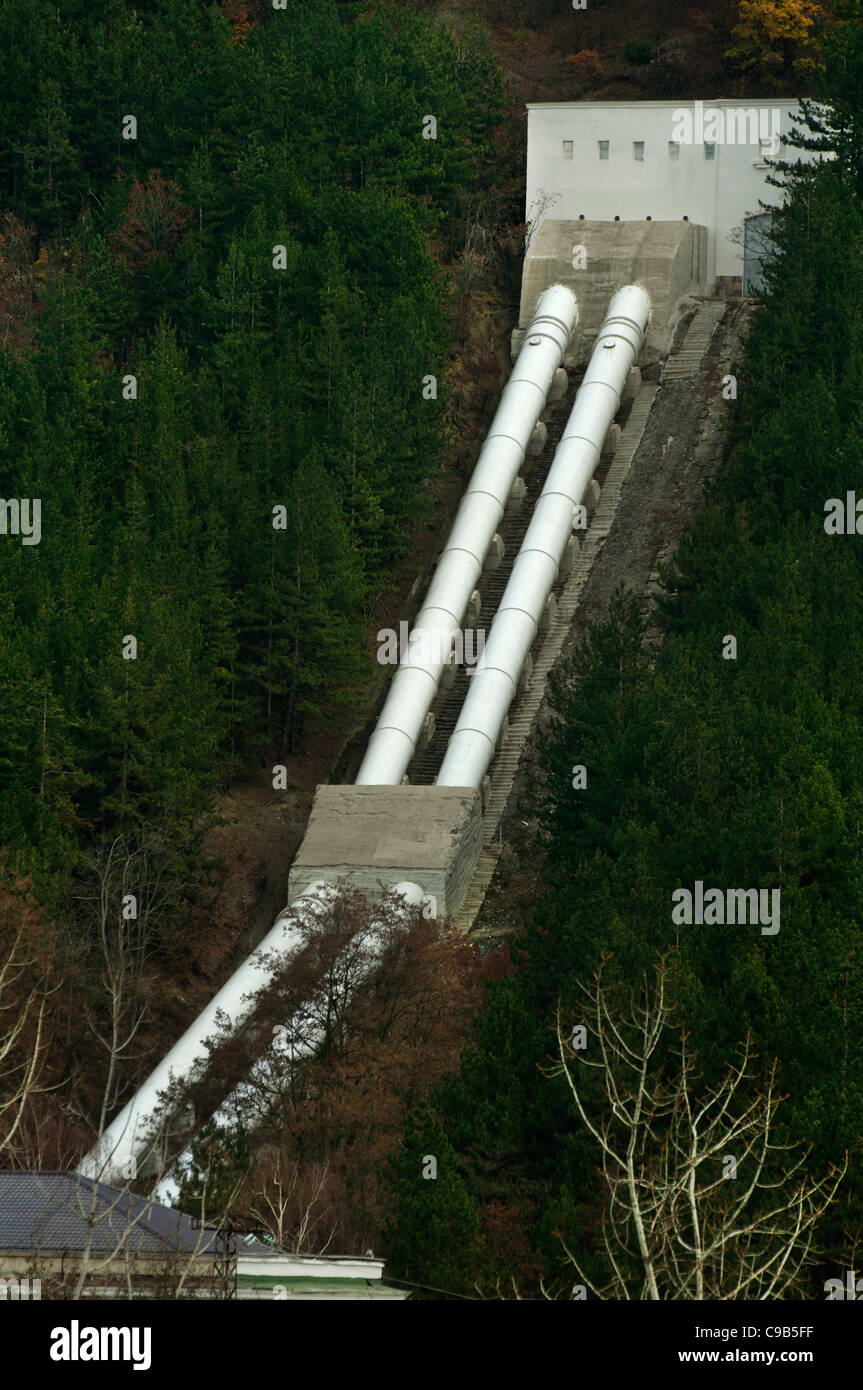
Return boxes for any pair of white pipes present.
[358,284,650,789]
[438,284,650,786]
[355,283,578,786]
[76,880,332,1183]
[78,284,649,1190]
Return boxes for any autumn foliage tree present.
[569,49,603,80]
[221,1,252,46]
[111,172,192,270]
[726,0,825,84]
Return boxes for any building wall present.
[525,101,814,282]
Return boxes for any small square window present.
[562,140,573,159]
[598,140,609,160]
[633,141,645,161]
[668,140,680,160]
[705,142,716,160]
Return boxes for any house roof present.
[0,1171,273,1259]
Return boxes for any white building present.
[525,100,817,287]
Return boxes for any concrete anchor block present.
[548,366,569,404]
[417,711,435,753]
[622,365,642,404]
[558,534,580,579]
[506,475,527,509]
[527,420,548,457]
[466,589,482,626]
[601,422,622,461]
[483,533,505,572]
[539,593,557,634]
[495,716,510,755]
[481,775,492,813]
[440,657,457,691]
[586,478,601,518]
[510,327,526,362]
[289,784,483,920]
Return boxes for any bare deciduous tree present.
[64,835,179,1298]
[551,955,845,1299]
[0,932,54,1157]
[247,1151,335,1254]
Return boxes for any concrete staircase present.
[660,302,722,382]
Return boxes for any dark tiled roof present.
[0,1171,272,1258]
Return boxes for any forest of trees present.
[0,0,508,910]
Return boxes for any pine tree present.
[384,1102,484,1299]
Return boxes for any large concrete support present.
[528,420,548,456]
[289,784,483,917]
[507,476,527,509]
[355,284,577,787]
[436,285,650,789]
[549,366,569,403]
[622,365,642,404]
[518,220,705,364]
[559,534,580,578]
[483,534,506,572]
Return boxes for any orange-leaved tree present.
[111,172,192,270]
[726,0,825,83]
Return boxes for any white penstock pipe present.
[355,283,577,786]
[436,285,650,790]
[76,881,335,1184]
[155,882,424,1206]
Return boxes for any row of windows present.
[561,139,772,161]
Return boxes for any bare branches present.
[551,956,845,1300]
[0,932,56,1158]
[247,1153,336,1255]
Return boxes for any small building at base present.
[525,100,819,292]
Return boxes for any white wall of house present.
[525,101,816,282]
[237,1254,385,1281]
